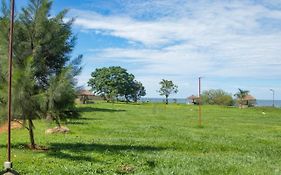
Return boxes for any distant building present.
[187,95,199,105]
[240,94,256,107]
[78,90,93,96]
[77,90,104,104]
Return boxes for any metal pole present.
[270,89,275,107]
[198,77,202,127]
[273,90,275,107]
[6,0,15,169]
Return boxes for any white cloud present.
[71,0,281,99]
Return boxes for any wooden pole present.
[7,0,15,164]
[270,89,275,107]
[198,77,202,127]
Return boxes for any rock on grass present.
[45,126,70,134]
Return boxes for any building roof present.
[187,95,199,100]
[78,90,94,96]
[243,95,256,101]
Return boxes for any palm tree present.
[234,88,249,107]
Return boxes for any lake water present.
[141,98,280,107]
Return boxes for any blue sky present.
[13,0,281,99]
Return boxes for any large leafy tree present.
[158,79,178,104]
[128,81,146,102]
[88,66,146,102]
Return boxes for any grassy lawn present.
[0,102,280,174]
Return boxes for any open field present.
[0,102,280,174]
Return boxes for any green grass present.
[0,102,280,174]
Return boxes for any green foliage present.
[202,89,234,106]
[128,80,146,102]
[158,79,178,104]
[12,57,39,120]
[0,2,9,122]
[0,0,82,146]
[88,66,146,102]
[15,0,76,87]
[0,103,279,174]
[234,88,249,100]
[44,68,79,126]
[0,0,9,18]
[12,56,42,148]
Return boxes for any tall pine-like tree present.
[0,0,82,148]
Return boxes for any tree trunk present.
[55,115,61,128]
[125,95,129,103]
[28,118,36,149]
[82,95,86,104]
[133,97,137,103]
[165,95,168,104]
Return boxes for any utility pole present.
[270,89,275,107]
[198,77,202,127]
[2,0,19,174]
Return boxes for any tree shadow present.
[45,142,166,162]
[66,118,102,125]
[0,142,166,162]
[78,107,126,113]
[78,117,102,121]
[67,107,124,125]
[47,149,96,162]
[66,121,87,125]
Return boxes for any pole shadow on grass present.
[45,142,166,162]
[78,106,126,113]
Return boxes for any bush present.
[202,89,234,106]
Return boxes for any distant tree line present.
[200,88,255,107]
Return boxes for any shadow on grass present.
[78,117,102,121]
[46,142,166,162]
[66,121,88,125]
[78,106,126,113]
[2,142,166,162]
[66,117,103,125]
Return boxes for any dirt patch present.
[116,164,135,174]
[0,120,23,134]
[26,144,49,151]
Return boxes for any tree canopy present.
[88,66,146,102]
[158,79,178,104]
[15,0,78,88]
[234,88,249,100]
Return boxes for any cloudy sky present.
[17,0,281,99]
